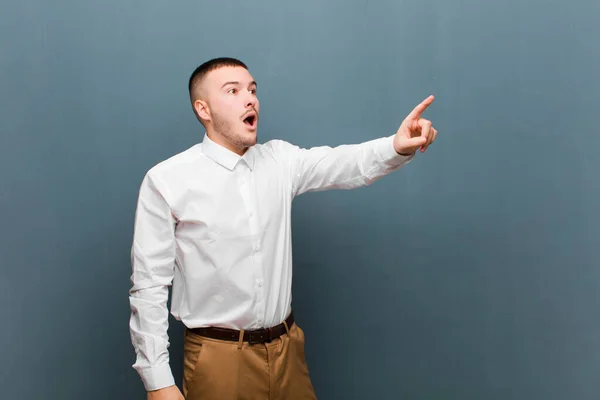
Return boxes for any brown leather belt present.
[189,312,295,345]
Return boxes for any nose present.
[245,90,257,109]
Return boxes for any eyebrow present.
[221,81,258,89]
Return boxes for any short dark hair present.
[188,57,248,99]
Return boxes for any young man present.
[129,57,438,400]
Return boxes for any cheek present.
[211,100,232,117]
[213,106,238,125]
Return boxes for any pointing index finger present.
[408,95,435,120]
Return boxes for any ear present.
[194,99,211,122]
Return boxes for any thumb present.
[395,136,427,154]
[403,136,427,147]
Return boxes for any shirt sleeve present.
[276,135,415,197]
[128,171,177,391]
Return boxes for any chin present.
[241,131,258,146]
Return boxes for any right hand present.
[147,385,184,400]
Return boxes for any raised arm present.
[285,95,438,197]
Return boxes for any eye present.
[227,88,237,94]
[249,87,257,94]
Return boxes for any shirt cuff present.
[138,363,176,392]
[379,135,415,165]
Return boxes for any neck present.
[206,130,248,156]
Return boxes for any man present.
[129,57,438,400]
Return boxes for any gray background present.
[1,0,599,399]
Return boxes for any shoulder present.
[251,139,305,170]
[144,143,202,184]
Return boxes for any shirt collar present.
[201,134,255,171]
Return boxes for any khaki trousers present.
[182,323,317,400]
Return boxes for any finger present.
[419,119,432,152]
[403,136,427,152]
[424,128,437,151]
[407,95,435,121]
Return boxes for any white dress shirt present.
[128,133,413,390]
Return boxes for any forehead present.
[205,66,255,87]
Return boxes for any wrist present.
[387,136,413,157]
[392,137,414,156]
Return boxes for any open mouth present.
[242,112,257,128]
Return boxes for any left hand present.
[393,95,438,155]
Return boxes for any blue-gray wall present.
[1,1,599,399]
